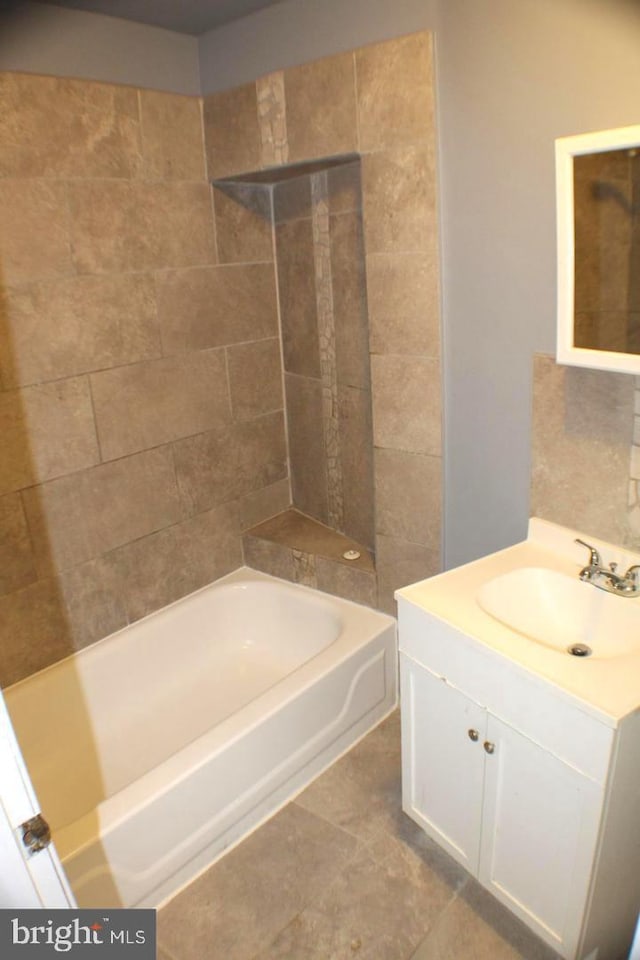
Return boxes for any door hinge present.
[20,813,51,856]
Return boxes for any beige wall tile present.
[0,69,269,682]
[227,338,283,421]
[173,413,288,517]
[0,378,99,495]
[356,34,434,153]
[375,533,440,615]
[273,175,311,223]
[69,181,215,273]
[156,264,278,354]
[374,448,441,548]
[140,89,205,180]
[338,385,375,551]
[203,84,261,179]
[531,354,633,546]
[239,478,291,531]
[367,252,440,357]
[23,446,183,574]
[0,578,71,687]
[285,373,328,524]
[276,218,321,378]
[243,535,299,583]
[0,180,72,284]
[284,53,357,163]
[327,162,362,214]
[0,492,37,596]
[315,557,376,608]
[91,350,231,461]
[214,184,273,264]
[111,502,242,624]
[0,46,443,682]
[58,554,128,649]
[372,355,441,455]
[1,274,161,387]
[330,210,369,390]
[0,74,141,179]
[362,146,436,253]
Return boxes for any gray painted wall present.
[438,0,640,565]
[0,1,200,94]
[197,0,436,94]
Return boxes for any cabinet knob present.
[468,729,479,742]
[483,741,495,754]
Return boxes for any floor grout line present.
[406,885,465,960]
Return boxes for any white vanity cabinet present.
[401,657,602,956]
[398,595,640,960]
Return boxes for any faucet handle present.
[624,563,640,585]
[575,538,601,568]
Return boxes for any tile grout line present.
[405,884,467,960]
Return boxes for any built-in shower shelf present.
[243,508,377,609]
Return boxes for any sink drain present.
[568,643,592,658]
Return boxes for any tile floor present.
[157,711,561,960]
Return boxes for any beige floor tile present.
[157,803,359,960]
[410,882,561,960]
[158,711,556,960]
[157,948,177,960]
[364,810,467,896]
[253,840,459,960]
[295,710,402,844]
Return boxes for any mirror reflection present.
[574,147,640,354]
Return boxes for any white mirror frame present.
[556,123,640,374]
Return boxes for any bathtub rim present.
[5,565,388,697]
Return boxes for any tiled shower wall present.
[0,30,442,684]
[204,31,443,612]
[273,162,375,550]
[0,74,288,686]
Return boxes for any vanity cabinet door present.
[400,656,486,874]
[479,715,604,959]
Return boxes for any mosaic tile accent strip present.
[256,72,289,168]
[292,548,317,586]
[628,381,640,535]
[311,171,344,533]
[629,383,640,477]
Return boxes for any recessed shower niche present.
[213,156,377,592]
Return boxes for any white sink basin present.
[397,518,640,721]
[477,566,640,659]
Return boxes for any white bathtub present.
[5,567,397,908]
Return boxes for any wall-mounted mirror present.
[556,123,640,374]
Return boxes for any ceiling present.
[36,0,287,36]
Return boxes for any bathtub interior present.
[6,572,344,829]
[5,567,398,909]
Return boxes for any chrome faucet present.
[575,539,640,596]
